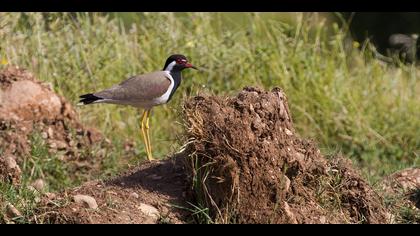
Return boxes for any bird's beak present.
[186,63,199,70]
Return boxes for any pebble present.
[385,212,396,224]
[282,175,291,193]
[138,203,159,220]
[48,142,57,149]
[295,152,305,162]
[69,140,75,147]
[6,203,22,218]
[5,156,17,169]
[44,192,57,200]
[73,194,98,209]
[56,140,68,150]
[41,132,48,139]
[31,179,45,192]
[47,127,54,138]
[284,128,293,136]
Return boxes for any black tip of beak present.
[187,63,199,70]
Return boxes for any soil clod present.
[183,87,389,223]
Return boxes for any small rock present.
[34,196,41,203]
[9,143,17,153]
[31,179,45,192]
[6,203,22,218]
[124,141,134,152]
[48,142,57,149]
[47,127,54,138]
[41,132,48,139]
[385,212,396,224]
[160,206,169,216]
[390,168,420,192]
[138,203,159,220]
[57,155,66,161]
[130,192,139,199]
[295,152,305,162]
[44,192,56,200]
[73,194,98,209]
[68,140,75,147]
[56,140,68,150]
[319,216,327,224]
[5,156,17,169]
[282,175,291,193]
[97,149,106,158]
[249,104,254,112]
[284,128,293,136]
[105,138,111,145]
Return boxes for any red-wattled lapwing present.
[79,54,198,161]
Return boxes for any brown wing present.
[94,71,171,102]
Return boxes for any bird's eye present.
[177,59,187,64]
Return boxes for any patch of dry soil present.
[34,154,190,224]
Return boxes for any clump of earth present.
[182,87,391,223]
[0,66,106,186]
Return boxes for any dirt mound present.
[0,66,104,185]
[0,66,64,121]
[382,168,420,195]
[33,154,190,224]
[381,168,420,222]
[183,87,389,224]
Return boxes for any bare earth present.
[35,153,190,224]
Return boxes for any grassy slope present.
[0,13,418,221]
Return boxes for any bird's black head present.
[163,54,198,72]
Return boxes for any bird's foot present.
[147,154,155,161]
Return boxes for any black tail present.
[79,93,103,105]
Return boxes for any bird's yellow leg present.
[145,109,154,160]
[140,109,151,160]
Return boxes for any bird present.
[79,54,198,161]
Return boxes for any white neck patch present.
[153,71,175,105]
[164,61,176,71]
